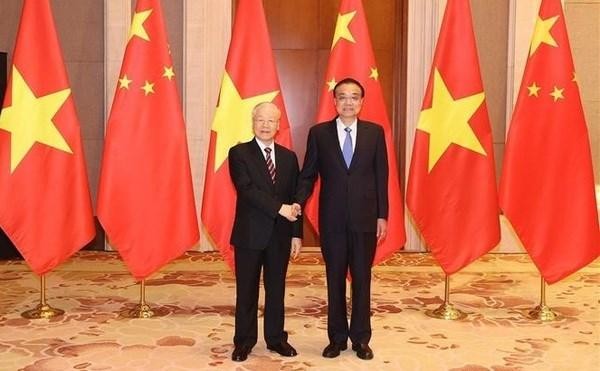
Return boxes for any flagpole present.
[527,276,558,321]
[121,279,155,318]
[426,274,467,320]
[21,274,65,319]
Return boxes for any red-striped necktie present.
[264,147,276,183]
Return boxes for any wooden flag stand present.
[426,275,467,320]
[21,275,65,319]
[527,277,559,321]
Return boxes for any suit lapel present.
[249,140,275,190]
[327,120,348,170]
[350,120,367,170]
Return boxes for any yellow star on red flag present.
[211,72,279,169]
[129,9,153,42]
[417,69,486,172]
[0,67,72,172]
[331,11,356,49]
[529,15,559,56]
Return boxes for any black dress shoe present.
[352,343,374,360]
[231,344,252,362]
[267,341,298,357]
[322,342,348,358]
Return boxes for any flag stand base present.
[22,275,65,319]
[22,303,65,319]
[121,303,155,318]
[527,304,558,321]
[120,279,163,318]
[527,277,559,322]
[426,274,467,320]
[426,302,467,320]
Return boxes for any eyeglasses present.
[335,95,362,103]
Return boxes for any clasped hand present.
[278,203,302,222]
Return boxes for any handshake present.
[278,203,302,222]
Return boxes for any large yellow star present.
[529,15,559,56]
[331,11,356,49]
[211,72,279,170]
[417,69,486,172]
[0,66,72,172]
[128,9,153,42]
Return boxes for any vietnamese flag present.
[0,0,95,275]
[201,0,293,270]
[97,0,199,280]
[406,0,500,274]
[306,0,406,265]
[500,0,600,284]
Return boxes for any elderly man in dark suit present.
[228,102,302,362]
[295,78,388,360]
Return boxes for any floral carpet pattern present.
[0,252,598,371]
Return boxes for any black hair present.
[333,77,365,98]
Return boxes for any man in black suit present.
[228,102,302,362]
[296,78,388,360]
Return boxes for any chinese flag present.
[306,0,406,265]
[97,0,199,280]
[0,0,94,275]
[406,0,500,274]
[201,0,292,270]
[500,0,599,283]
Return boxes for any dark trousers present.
[321,230,376,345]
[233,238,291,347]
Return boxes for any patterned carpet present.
[0,251,598,371]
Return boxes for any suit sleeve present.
[295,127,319,205]
[229,146,280,218]
[290,153,303,238]
[375,126,389,219]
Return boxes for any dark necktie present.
[264,147,276,183]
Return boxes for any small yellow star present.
[118,75,132,89]
[129,9,153,42]
[331,11,356,49]
[162,66,175,81]
[527,82,541,97]
[549,86,564,102]
[369,67,379,81]
[326,78,337,91]
[141,81,155,96]
[572,71,578,83]
[529,15,559,56]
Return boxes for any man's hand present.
[278,204,298,221]
[291,237,302,260]
[376,218,387,244]
[291,203,302,216]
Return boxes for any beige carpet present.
[0,251,598,371]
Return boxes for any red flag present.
[201,0,292,270]
[307,0,406,265]
[406,0,500,274]
[97,0,199,280]
[500,0,600,283]
[0,0,94,275]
